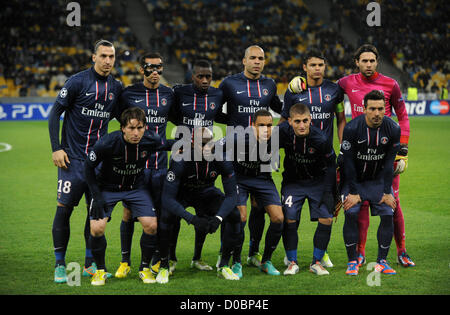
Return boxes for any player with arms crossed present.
[84,107,174,285]
[114,52,174,279]
[160,128,241,281]
[219,45,283,270]
[341,90,400,276]
[282,49,346,268]
[48,40,123,283]
[278,103,337,276]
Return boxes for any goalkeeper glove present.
[394,144,408,175]
[191,215,210,234]
[288,76,307,94]
[394,155,408,175]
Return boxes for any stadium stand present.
[335,0,449,95]
[1,0,447,98]
[0,0,145,97]
[143,0,357,91]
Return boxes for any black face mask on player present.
[143,63,163,76]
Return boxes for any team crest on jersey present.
[141,151,148,158]
[308,147,316,154]
[89,151,97,161]
[161,98,167,106]
[108,92,114,100]
[167,171,175,182]
[60,88,68,98]
[381,137,388,144]
[324,94,331,101]
[263,88,269,96]
[210,171,217,178]
[210,102,216,110]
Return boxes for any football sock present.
[52,205,73,266]
[219,221,241,268]
[193,229,207,261]
[343,212,359,261]
[120,219,134,264]
[377,215,394,262]
[262,222,283,263]
[232,221,246,264]
[157,220,171,269]
[169,218,181,261]
[357,202,370,257]
[90,234,107,270]
[393,201,406,255]
[282,222,298,262]
[248,205,265,256]
[83,208,94,267]
[218,223,225,254]
[139,232,157,271]
[312,222,332,263]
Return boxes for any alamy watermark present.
[366,262,381,287]
[169,126,280,174]
[366,2,381,27]
[66,2,81,26]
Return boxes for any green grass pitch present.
[0,116,449,295]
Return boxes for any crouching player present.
[159,128,241,281]
[279,103,337,276]
[341,90,400,276]
[84,107,174,285]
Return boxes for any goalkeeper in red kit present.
[289,44,414,268]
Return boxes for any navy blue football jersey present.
[341,115,401,194]
[282,79,344,139]
[119,82,174,170]
[278,121,336,190]
[219,72,282,127]
[219,132,274,178]
[171,84,224,134]
[52,67,123,160]
[85,130,172,191]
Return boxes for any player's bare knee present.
[270,212,284,224]
[285,218,296,224]
[90,220,106,236]
[140,218,157,235]
[318,218,333,226]
[122,207,132,222]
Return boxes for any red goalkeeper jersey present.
[338,72,410,144]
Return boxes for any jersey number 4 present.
[283,195,293,208]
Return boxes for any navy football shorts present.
[281,178,333,222]
[236,174,281,208]
[91,188,156,220]
[341,178,395,216]
[57,158,91,207]
[122,168,167,215]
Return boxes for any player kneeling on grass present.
[84,107,174,286]
[159,127,241,281]
[278,103,337,276]
[341,90,400,276]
